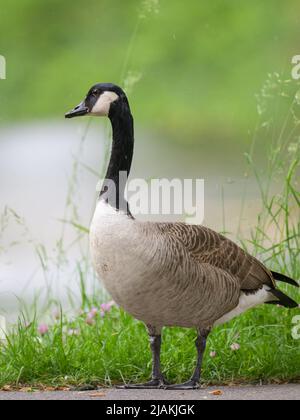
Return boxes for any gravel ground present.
[0,384,299,400]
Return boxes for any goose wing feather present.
[156,222,275,292]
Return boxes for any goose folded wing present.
[162,223,275,292]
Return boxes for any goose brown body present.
[90,202,275,330]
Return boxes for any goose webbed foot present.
[117,377,170,390]
[164,380,200,390]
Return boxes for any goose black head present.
[65,83,128,119]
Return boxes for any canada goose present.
[65,83,299,390]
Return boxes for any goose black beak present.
[65,101,89,118]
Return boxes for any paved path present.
[0,384,299,400]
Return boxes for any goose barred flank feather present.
[145,221,298,313]
[155,222,275,291]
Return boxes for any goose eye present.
[92,90,98,96]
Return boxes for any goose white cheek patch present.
[91,91,119,116]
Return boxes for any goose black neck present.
[100,99,134,215]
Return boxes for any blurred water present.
[0,121,263,321]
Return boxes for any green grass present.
[0,296,299,388]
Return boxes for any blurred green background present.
[0,0,299,145]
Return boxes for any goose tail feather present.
[271,271,299,288]
[266,288,298,309]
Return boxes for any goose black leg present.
[165,328,210,390]
[117,326,169,389]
